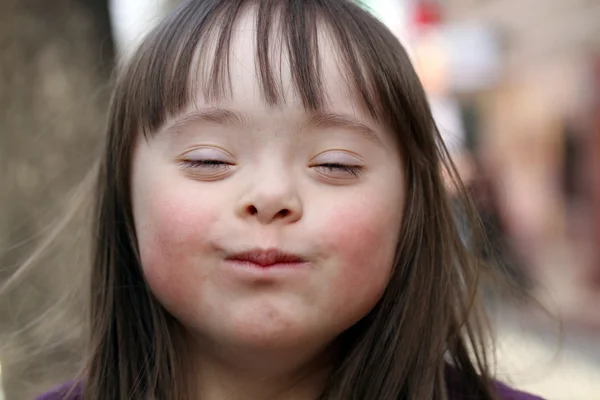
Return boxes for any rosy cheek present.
[319,201,400,311]
[136,192,218,300]
[325,201,398,264]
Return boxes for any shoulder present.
[494,381,545,400]
[445,366,545,400]
[448,380,544,400]
[36,382,82,400]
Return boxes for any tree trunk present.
[0,0,113,398]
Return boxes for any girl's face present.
[131,15,404,358]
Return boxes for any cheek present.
[318,198,402,314]
[325,194,401,263]
[133,189,219,305]
[137,193,214,255]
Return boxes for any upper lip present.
[225,248,306,267]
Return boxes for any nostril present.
[276,209,290,218]
[247,205,258,215]
[245,205,293,219]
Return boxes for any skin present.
[130,11,405,400]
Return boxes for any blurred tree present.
[0,0,114,398]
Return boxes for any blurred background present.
[1,0,599,399]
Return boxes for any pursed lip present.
[225,248,306,268]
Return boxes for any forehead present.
[189,7,362,116]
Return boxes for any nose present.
[236,170,303,225]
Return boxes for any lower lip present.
[223,260,310,279]
[225,260,309,269]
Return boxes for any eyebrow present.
[306,112,382,145]
[162,108,382,145]
[162,108,249,135]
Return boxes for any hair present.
[8,0,507,399]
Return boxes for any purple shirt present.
[37,377,544,400]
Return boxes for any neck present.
[190,338,335,400]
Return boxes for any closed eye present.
[314,163,363,177]
[180,160,233,175]
[180,159,232,171]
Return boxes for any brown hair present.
[85,0,498,398]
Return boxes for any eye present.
[180,159,231,171]
[310,151,365,179]
[314,163,363,177]
[177,147,235,177]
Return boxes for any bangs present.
[115,0,421,137]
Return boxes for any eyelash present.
[180,160,363,177]
[315,163,363,177]
[180,160,231,170]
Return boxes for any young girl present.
[34,0,542,399]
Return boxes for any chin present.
[227,317,317,349]
[199,309,334,353]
